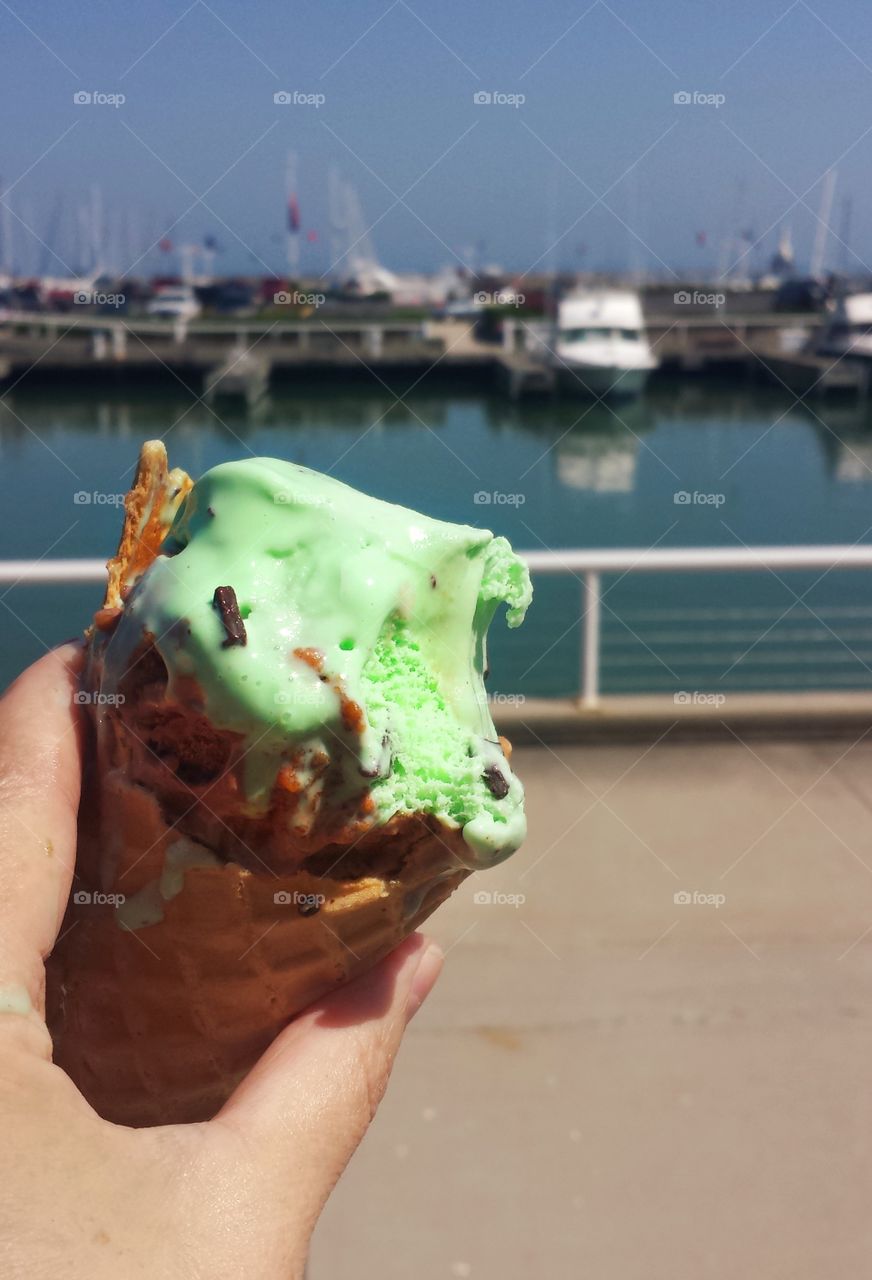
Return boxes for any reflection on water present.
[557,435,639,494]
[833,444,872,484]
[0,387,456,446]
[797,401,872,485]
[3,376,872,695]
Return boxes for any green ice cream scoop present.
[101,456,532,868]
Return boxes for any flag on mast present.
[286,151,301,275]
[288,195,300,233]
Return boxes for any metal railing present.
[1,309,430,340]
[4,545,872,706]
[521,546,872,704]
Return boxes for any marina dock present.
[1,306,856,397]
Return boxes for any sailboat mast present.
[286,151,300,279]
[809,169,837,280]
[0,178,12,277]
[837,193,853,276]
[89,184,103,276]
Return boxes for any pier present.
[0,306,849,396]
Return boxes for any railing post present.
[581,571,601,708]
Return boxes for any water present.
[3,376,872,697]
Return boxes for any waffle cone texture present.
[47,752,468,1125]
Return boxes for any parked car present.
[146,285,201,320]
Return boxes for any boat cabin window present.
[559,326,640,342]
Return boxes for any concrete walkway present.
[311,732,872,1280]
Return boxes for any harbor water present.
[2,376,872,698]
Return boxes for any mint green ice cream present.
[101,457,532,868]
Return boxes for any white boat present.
[547,289,657,397]
[816,293,872,360]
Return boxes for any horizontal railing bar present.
[3,545,872,586]
[3,310,816,333]
[1,311,428,336]
[520,546,872,573]
[0,559,106,584]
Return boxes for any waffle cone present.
[47,759,468,1125]
[46,441,476,1125]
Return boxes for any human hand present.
[0,645,443,1279]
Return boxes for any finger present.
[214,933,443,1220]
[0,644,83,1011]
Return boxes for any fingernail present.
[405,941,444,1022]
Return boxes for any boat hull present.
[554,361,652,399]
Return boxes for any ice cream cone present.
[46,441,528,1125]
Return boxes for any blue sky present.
[2,0,872,279]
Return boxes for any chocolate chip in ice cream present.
[483,764,509,799]
[212,585,247,648]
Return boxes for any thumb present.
[0,644,83,1031]
[214,933,443,1217]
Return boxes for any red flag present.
[306,228,318,243]
[288,195,300,233]
[159,237,173,252]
